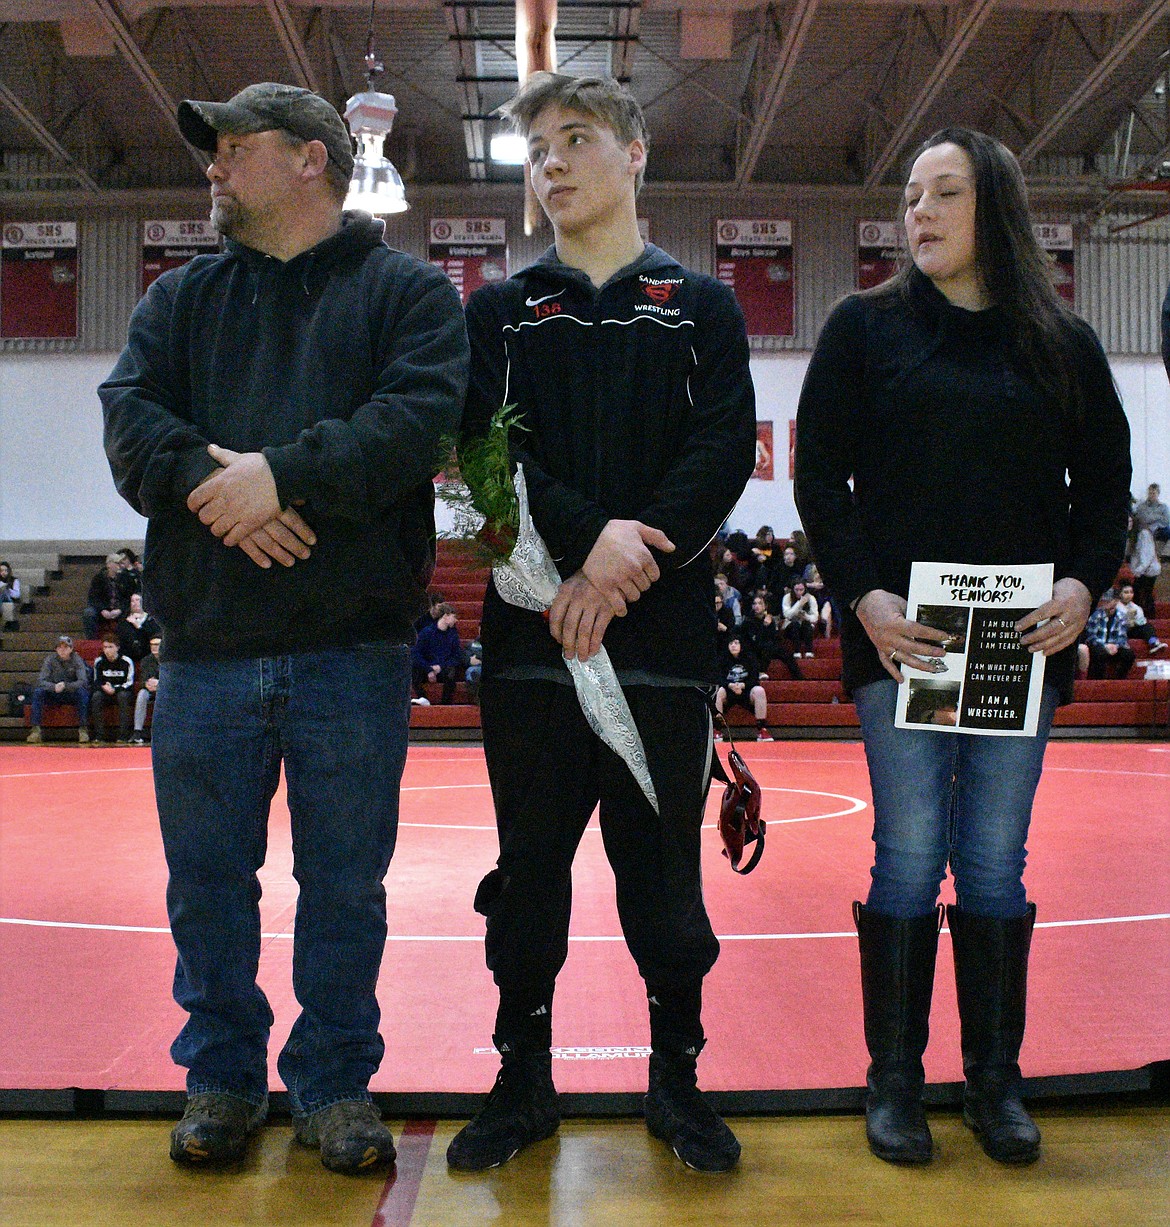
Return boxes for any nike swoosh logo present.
[525,291,563,307]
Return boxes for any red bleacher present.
[412,544,1170,734]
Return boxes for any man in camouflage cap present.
[101,84,468,1173]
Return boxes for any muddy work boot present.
[169,1092,267,1165]
[294,1100,397,1174]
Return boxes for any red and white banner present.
[429,218,508,304]
[1034,222,1074,306]
[753,420,774,481]
[714,219,794,338]
[1,221,78,339]
[142,220,219,295]
[857,220,902,291]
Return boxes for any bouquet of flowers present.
[440,407,659,812]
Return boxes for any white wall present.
[0,352,146,541]
[1,350,1166,543]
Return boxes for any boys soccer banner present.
[429,218,507,304]
[1,221,78,339]
[142,220,219,295]
[857,220,902,290]
[1034,222,1074,305]
[714,219,794,338]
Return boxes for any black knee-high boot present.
[947,902,1041,1165]
[854,901,944,1164]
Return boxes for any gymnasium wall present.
[1,188,1168,541]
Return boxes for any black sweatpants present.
[476,679,720,1043]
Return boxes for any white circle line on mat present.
[3,913,1168,939]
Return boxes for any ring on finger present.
[1056,616,1067,628]
[889,650,899,664]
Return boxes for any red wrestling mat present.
[1,741,1167,1101]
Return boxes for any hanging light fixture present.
[344,1,408,215]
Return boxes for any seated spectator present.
[1128,524,1161,623]
[412,603,467,705]
[465,637,483,704]
[414,590,446,634]
[0,561,20,626]
[1133,482,1170,545]
[131,635,162,745]
[751,525,776,565]
[83,554,129,640]
[781,580,819,657]
[714,592,736,648]
[26,635,90,744]
[1115,582,1167,655]
[116,548,144,601]
[789,529,813,568]
[721,530,759,595]
[90,638,135,745]
[803,563,835,638]
[767,544,804,596]
[715,635,772,742]
[118,593,162,662]
[713,573,742,624]
[1084,591,1135,679]
[742,593,802,680]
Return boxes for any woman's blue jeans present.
[152,644,412,1113]
[853,679,1059,921]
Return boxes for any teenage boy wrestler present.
[449,71,756,1173]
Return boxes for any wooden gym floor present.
[2,1104,1169,1226]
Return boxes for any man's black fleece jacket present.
[794,270,1132,701]
[100,213,469,661]
[463,244,757,685]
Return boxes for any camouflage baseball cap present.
[178,83,355,176]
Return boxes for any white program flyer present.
[894,562,1054,737]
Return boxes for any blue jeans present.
[152,644,412,1112]
[853,679,1059,920]
[30,685,89,726]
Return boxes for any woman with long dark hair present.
[795,128,1131,1168]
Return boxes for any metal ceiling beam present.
[262,0,321,93]
[1019,0,1170,165]
[445,1,488,179]
[610,0,640,84]
[735,0,822,189]
[84,0,205,170]
[862,0,996,191]
[0,79,101,190]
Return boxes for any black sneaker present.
[130,734,146,746]
[644,1062,740,1172]
[447,1053,560,1171]
[294,1100,396,1173]
[170,1092,267,1165]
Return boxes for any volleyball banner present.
[1034,222,1074,306]
[857,220,902,291]
[715,219,794,338]
[142,220,219,295]
[429,218,508,304]
[1,221,78,339]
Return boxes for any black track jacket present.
[464,244,757,684]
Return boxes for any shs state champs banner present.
[142,220,219,295]
[1,221,78,339]
[1034,223,1074,305]
[857,220,902,291]
[714,219,794,338]
[429,218,507,304]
